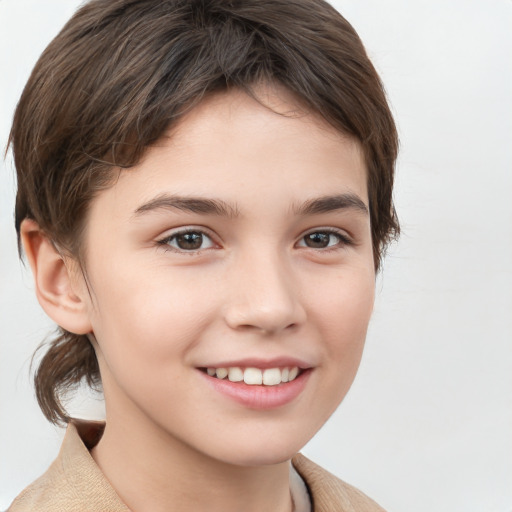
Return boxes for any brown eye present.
[162,230,215,252]
[299,231,345,249]
[176,232,204,250]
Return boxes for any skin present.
[22,87,375,512]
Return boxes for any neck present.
[91,411,293,512]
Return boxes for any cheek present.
[86,263,219,366]
[308,266,375,361]
[85,269,217,417]
[290,266,375,433]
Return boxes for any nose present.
[223,252,306,335]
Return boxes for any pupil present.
[306,232,330,248]
[177,232,202,250]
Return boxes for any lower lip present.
[199,370,311,409]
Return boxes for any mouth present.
[198,365,311,409]
[199,366,303,386]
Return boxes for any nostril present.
[224,303,306,334]
[230,321,298,336]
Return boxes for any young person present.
[7,0,399,510]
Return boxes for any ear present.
[20,219,92,335]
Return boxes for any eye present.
[297,230,349,249]
[159,229,215,252]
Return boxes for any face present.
[76,87,375,466]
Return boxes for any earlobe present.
[20,219,92,335]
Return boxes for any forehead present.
[88,87,367,222]
[167,86,363,167]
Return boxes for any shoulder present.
[8,422,129,512]
[292,453,386,512]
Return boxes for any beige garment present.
[8,421,385,512]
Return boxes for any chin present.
[204,428,317,467]
[222,448,299,467]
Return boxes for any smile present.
[199,365,311,409]
[203,366,301,386]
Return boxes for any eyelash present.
[298,228,352,251]
[156,227,352,254]
[157,228,217,254]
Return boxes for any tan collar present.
[9,421,384,512]
[72,420,312,511]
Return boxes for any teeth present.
[228,367,243,382]
[288,367,299,381]
[206,366,301,386]
[244,368,262,385]
[215,368,228,379]
[263,368,282,386]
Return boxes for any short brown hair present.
[9,0,399,424]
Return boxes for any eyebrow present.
[293,193,369,216]
[133,194,241,218]
[132,192,368,219]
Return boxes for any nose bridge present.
[224,245,305,334]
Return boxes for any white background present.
[1,1,511,511]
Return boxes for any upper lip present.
[198,357,312,370]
